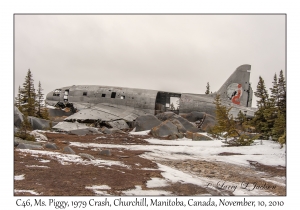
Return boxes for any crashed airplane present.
[45,64,257,127]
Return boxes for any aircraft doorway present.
[155,91,181,114]
[64,89,69,102]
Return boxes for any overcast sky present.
[14,15,285,107]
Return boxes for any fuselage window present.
[120,95,125,99]
[102,94,106,97]
[83,92,87,96]
[53,89,61,96]
[111,92,116,98]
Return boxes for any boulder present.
[106,120,129,130]
[79,153,95,160]
[28,116,58,130]
[17,143,43,150]
[68,127,101,136]
[14,106,24,128]
[63,146,75,154]
[170,119,187,133]
[184,111,206,122]
[134,114,161,132]
[101,127,125,134]
[29,131,48,141]
[156,112,176,121]
[200,114,216,132]
[45,143,59,150]
[171,115,199,132]
[150,120,179,138]
[99,149,112,156]
[168,134,178,140]
[185,131,194,139]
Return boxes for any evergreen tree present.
[272,70,286,143]
[15,86,23,112]
[20,69,36,116]
[210,94,254,146]
[251,76,271,138]
[277,70,286,114]
[36,81,45,118]
[205,82,210,94]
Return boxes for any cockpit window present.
[53,89,61,96]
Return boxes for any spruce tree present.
[15,86,23,113]
[272,70,286,143]
[251,76,271,139]
[210,94,254,146]
[205,82,210,94]
[21,69,36,116]
[36,81,44,118]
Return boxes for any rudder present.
[216,64,253,107]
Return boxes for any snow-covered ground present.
[16,133,286,196]
[71,137,286,167]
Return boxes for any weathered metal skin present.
[45,64,257,122]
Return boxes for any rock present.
[170,119,187,133]
[68,127,101,136]
[14,126,19,134]
[184,111,206,122]
[53,121,89,132]
[192,133,213,141]
[150,120,179,138]
[79,153,95,160]
[14,106,24,128]
[101,127,125,134]
[29,131,48,141]
[185,131,194,139]
[168,134,178,140]
[14,141,19,147]
[172,115,199,132]
[45,143,59,150]
[99,149,112,156]
[106,120,129,130]
[200,114,216,132]
[156,112,176,121]
[28,116,58,130]
[17,143,43,150]
[176,133,185,139]
[134,114,161,132]
[14,137,43,146]
[63,146,75,154]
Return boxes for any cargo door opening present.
[155,92,181,115]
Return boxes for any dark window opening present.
[83,92,87,96]
[102,94,106,97]
[53,89,61,97]
[111,92,116,98]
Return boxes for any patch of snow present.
[14,174,25,180]
[39,159,50,163]
[261,178,286,187]
[146,178,169,188]
[17,149,128,168]
[94,136,107,140]
[14,189,40,195]
[122,185,172,196]
[25,165,49,168]
[30,130,48,141]
[129,130,150,135]
[70,139,285,167]
[86,185,111,190]
[46,105,56,109]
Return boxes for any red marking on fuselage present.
[232,84,242,105]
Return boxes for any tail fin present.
[217,64,253,107]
